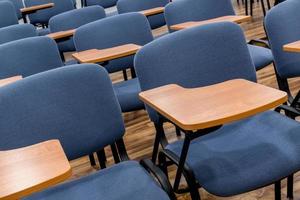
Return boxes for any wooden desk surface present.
[170,15,251,31]
[0,76,22,87]
[283,40,300,53]
[20,3,54,14]
[72,44,142,64]
[47,29,75,40]
[0,140,71,200]
[139,79,287,131]
[139,7,164,17]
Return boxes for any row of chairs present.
[2,0,300,199]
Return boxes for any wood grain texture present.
[140,79,287,130]
[170,15,251,31]
[139,7,164,17]
[20,3,54,14]
[47,29,75,40]
[72,44,141,63]
[0,140,71,200]
[53,1,300,199]
[0,76,22,87]
[283,40,300,53]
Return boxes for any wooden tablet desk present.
[0,76,22,87]
[0,140,71,200]
[21,3,54,23]
[139,7,164,17]
[139,79,287,131]
[283,40,300,53]
[47,29,76,41]
[72,44,141,64]
[170,15,251,31]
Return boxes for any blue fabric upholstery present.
[135,22,256,122]
[0,1,18,28]
[4,0,24,19]
[0,64,125,160]
[117,0,168,29]
[74,12,153,73]
[113,78,144,112]
[247,45,273,70]
[85,0,117,8]
[24,0,75,25]
[166,111,300,196]
[265,0,300,79]
[0,36,63,78]
[24,161,170,200]
[164,0,273,70]
[37,27,50,35]
[49,5,106,52]
[0,24,37,45]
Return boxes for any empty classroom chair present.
[2,0,24,19]
[0,64,176,200]
[0,1,18,28]
[117,0,168,29]
[135,22,300,200]
[74,12,154,112]
[265,0,300,108]
[24,0,75,27]
[0,24,37,45]
[49,6,106,54]
[164,0,273,71]
[84,0,116,8]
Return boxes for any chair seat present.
[113,78,144,112]
[37,28,51,36]
[166,111,300,197]
[25,161,170,200]
[248,44,273,70]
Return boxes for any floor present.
[65,0,300,199]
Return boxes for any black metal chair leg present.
[96,149,106,169]
[267,0,271,9]
[245,0,248,15]
[122,69,128,81]
[261,0,266,16]
[110,143,120,163]
[175,126,181,136]
[88,153,96,166]
[287,175,294,199]
[130,67,136,78]
[275,181,281,200]
[250,0,253,16]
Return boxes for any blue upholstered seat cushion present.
[24,161,170,200]
[247,44,273,70]
[0,0,18,28]
[0,24,37,45]
[37,28,50,36]
[113,78,144,112]
[166,111,300,197]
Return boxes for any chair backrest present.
[3,0,24,19]
[24,0,75,25]
[134,22,256,122]
[0,1,18,28]
[265,0,300,79]
[49,5,106,52]
[0,36,63,79]
[164,0,235,32]
[0,64,125,160]
[85,0,117,8]
[117,0,169,29]
[74,12,153,73]
[0,24,37,45]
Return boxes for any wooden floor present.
[65,1,300,199]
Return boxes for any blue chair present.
[265,0,300,107]
[74,13,153,112]
[135,22,300,200]
[0,36,63,78]
[0,64,175,200]
[117,0,169,29]
[3,0,24,19]
[164,0,273,71]
[49,6,106,54]
[84,0,117,8]
[0,24,37,45]
[24,0,75,26]
[0,1,18,28]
